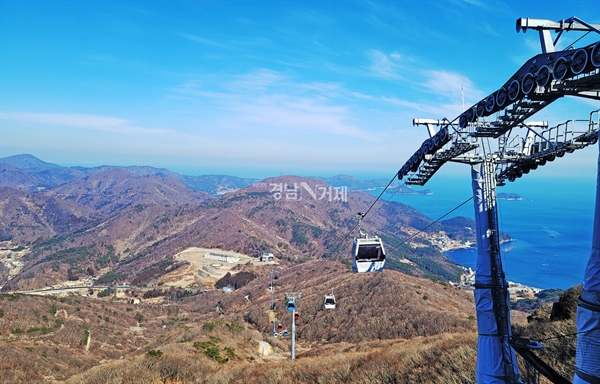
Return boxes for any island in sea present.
[384,185,433,195]
[497,192,522,200]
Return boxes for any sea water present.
[368,174,597,290]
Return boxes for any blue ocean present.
[368,174,597,290]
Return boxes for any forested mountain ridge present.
[0,155,472,292]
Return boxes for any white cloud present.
[419,70,486,106]
[227,69,288,91]
[367,50,403,80]
[179,32,230,49]
[0,112,171,136]
[170,70,375,140]
[229,95,375,140]
[380,96,464,121]
[463,0,487,8]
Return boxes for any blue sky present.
[1,0,599,180]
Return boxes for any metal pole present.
[471,160,521,383]
[286,292,301,362]
[291,308,296,362]
[270,270,274,310]
[574,135,600,384]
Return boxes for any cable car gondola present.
[352,213,386,273]
[324,289,336,309]
[352,236,386,272]
[287,299,296,311]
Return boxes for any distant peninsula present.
[385,186,433,195]
[497,192,522,201]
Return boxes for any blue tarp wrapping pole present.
[574,140,600,384]
[472,162,521,383]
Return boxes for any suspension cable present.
[361,178,409,227]
[384,195,474,253]
[291,172,400,292]
[323,173,399,261]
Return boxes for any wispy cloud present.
[170,69,375,141]
[228,69,288,91]
[357,57,487,120]
[289,9,331,26]
[367,50,404,80]
[448,0,508,13]
[479,23,502,37]
[419,70,485,106]
[231,95,374,140]
[0,112,170,136]
[179,32,230,49]
[463,0,487,7]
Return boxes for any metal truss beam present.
[396,16,600,384]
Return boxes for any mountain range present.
[0,154,462,291]
[0,154,430,195]
[0,154,576,383]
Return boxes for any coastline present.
[443,240,543,294]
[441,238,513,253]
[440,240,475,253]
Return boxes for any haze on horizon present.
[1,0,599,181]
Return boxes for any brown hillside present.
[46,168,214,215]
[0,258,581,383]
[64,332,479,384]
[3,175,465,291]
[0,187,94,245]
[0,164,46,191]
[0,258,479,383]
[0,292,171,383]
[511,285,581,381]
[192,260,476,344]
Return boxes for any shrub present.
[97,271,125,284]
[214,272,257,290]
[97,288,112,298]
[146,349,163,357]
[202,322,215,332]
[204,346,221,359]
[226,320,245,332]
[193,338,229,363]
[224,347,237,359]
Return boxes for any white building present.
[204,252,240,263]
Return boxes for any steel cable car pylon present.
[400,16,599,384]
[472,160,520,383]
[574,130,600,384]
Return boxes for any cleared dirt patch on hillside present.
[169,247,277,288]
